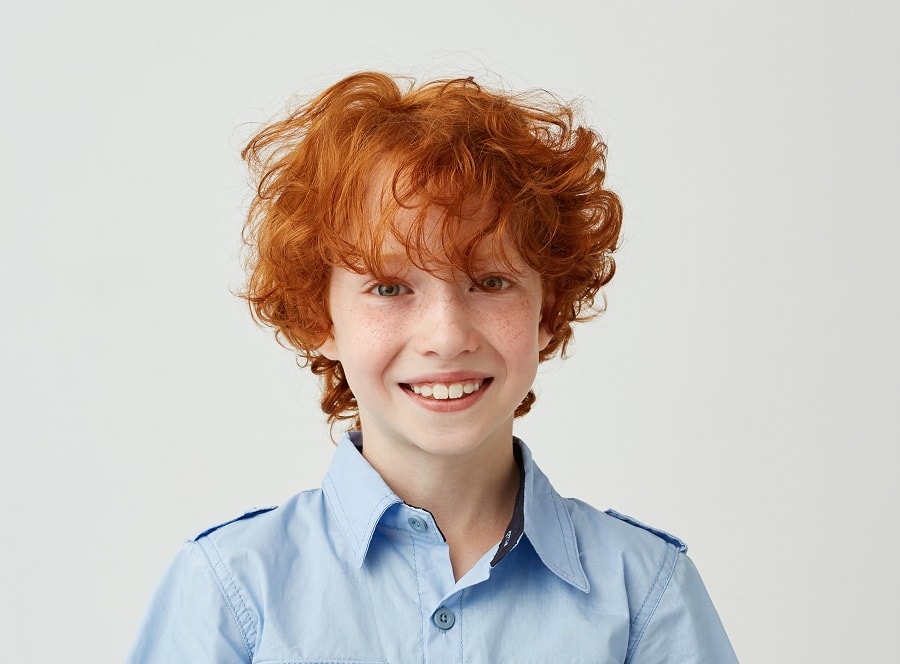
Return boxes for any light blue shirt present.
[128,434,737,663]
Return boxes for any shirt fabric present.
[128,434,738,663]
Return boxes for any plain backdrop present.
[1,1,897,661]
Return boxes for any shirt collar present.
[321,432,402,568]
[322,432,589,592]
[517,437,590,592]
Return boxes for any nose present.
[414,285,479,358]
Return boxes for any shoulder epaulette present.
[605,508,687,552]
[192,506,278,541]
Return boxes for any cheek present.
[340,310,402,373]
[360,311,400,344]
[490,299,543,350]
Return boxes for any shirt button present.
[433,607,456,630]
[407,516,427,532]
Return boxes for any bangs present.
[325,162,528,281]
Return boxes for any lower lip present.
[402,380,491,413]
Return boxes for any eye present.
[372,283,408,297]
[477,275,510,292]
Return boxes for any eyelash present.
[370,283,410,297]
[477,275,510,292]
[368,275,512,297]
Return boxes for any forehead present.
[342,164,523,276]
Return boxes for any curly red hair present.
[241,71,622,427]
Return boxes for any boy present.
[128,72,738,662]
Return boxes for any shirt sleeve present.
[125,541,253,664]
[629,552,738,664]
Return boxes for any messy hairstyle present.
[242,71,622,427]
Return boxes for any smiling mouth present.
[402,379,491,400]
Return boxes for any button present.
[407,515,427,532]
[433,607,455,630]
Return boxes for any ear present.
[318,334,340,362]
[538,289,555,352]
[538,323,553,353]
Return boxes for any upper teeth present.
[411,381,482,400]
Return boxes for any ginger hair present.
[241,71,622,428]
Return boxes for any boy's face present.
[319,186,552,464]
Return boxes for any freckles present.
[493,300,538,344]
[361,310,397,344]
[499,315,524,341]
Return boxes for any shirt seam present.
[409,531,426,664]
[624,542,680,664]
[459,588,467,664]
[195,537,257,662]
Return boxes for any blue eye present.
[478,276,509,291]
[375,284,404,297]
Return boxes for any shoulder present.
[192,505,279,540]
[173,490,330,609]
[189,489,325,550]
[561,501,728,656]
[562,499,689,611]
[601,507,687,552]
[553,498,737,660]
[563,498,687,554]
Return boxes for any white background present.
[2,1,897,661]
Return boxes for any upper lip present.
[401,371,492,385]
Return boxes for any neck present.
[361,433,520,580]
